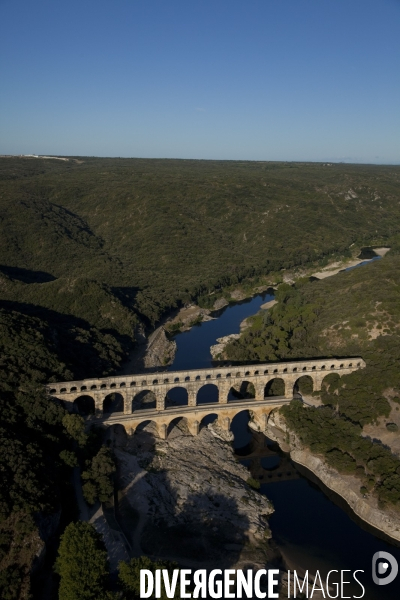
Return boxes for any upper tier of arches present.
[49,358,364,396]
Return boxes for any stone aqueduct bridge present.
[48,357,365,439]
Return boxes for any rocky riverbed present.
[93,417,332,598]
[112,420,277,571]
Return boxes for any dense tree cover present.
[282,401,400,506]
[55,522,112,600]
[1,157,400,595]
[1,157,400,326]
[0,307,121,598]
[119,556,180,600]
[0,387,69,599]
[54,539,181,600]
[225,252,400,505]
[81,447,116,505]
[0,311,72,599]
[226,253,400,425]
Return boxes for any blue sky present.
[1,0,399,162]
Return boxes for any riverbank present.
[203,247,400,544]
[119,325,177,374]
[120,247,391,375]
[164,304,216,333]
[286,246,391,283]
[291,450,400,544]
[265,410,400,544]
[210,333,240,358]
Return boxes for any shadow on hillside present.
[0,299,133,380]
[112,286,141,308]
[0,265,57,283]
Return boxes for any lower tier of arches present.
[99,406,273,440]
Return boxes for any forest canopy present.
[1,157,400,597]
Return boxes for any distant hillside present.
[1,157,400,327]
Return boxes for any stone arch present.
[261,455,281,471]
[135,419,157,433]
[103,392,124,414]
[167,416,189,438]
[132,390,157,411]
[109,423,127,435]
[132,420,159,447]
[197,383,219,405]
[165,387,188,408]
[228,380,255,402]
[199,413,218,432]
[107,423,128,445]
[264,378,285,397]
[74,395,95,416]
[293,375,314,398]
[230,409,252,453]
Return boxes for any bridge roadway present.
[48,357,365,439]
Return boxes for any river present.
[166,261,400,599]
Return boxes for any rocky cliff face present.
[114,420,276,569]
[265,409,400,543]
[290,449,400,543]
[143,326,177,368]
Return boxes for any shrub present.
[119,556,180,600]
[82,447,116,505]
[247,477,261,490]
[386,422,399,432]
[55,522,110,600]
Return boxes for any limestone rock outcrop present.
[213,297,229,310]
[210,334,240,358]
[143,326,177,368]
[114,421,274,567]
[266,409,400,543]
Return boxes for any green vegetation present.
[81,447,116,505]
[0,324,73,598]
[2,157,400,329]
[282,400,400,506]
[118,556,180,600]
[247,477,261,490]
[225,250,400,507]
[55,522,111,600]
[386,423,399,432]
[0,307,117,597]
[226,253,400,425]
[1,157,400,595]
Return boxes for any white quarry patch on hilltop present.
[22,154,69,161]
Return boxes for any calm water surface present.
[169,291,274,371]
[169,277,400,599]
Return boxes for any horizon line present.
[1,154,400,167]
